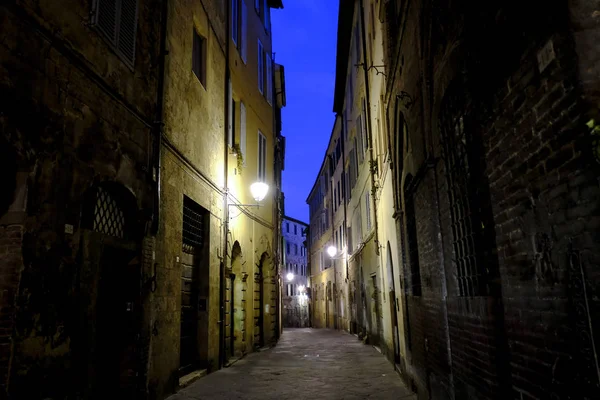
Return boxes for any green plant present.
[586,118,600,164]
[232,143,244,172]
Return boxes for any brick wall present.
[0,224,23,394]
[384,1,600,399]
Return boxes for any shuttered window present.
[266,54,273,105]
[92,0,139,68]
[263,0,271,32]
[258,40,264,94]
[240,102,247,164]
[232,0,238,46]
[240,2,247,63]
[258,131,267,182]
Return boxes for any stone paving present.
[168,328,416,400]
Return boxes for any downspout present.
[359,0,380,257]
[341,116,349,283]
[152,0,169,235]
[329,155,338,330]
[220,0,231,369]
[272,53,281,341]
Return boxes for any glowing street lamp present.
[250,182,269,202]
[327,245,337,258]
[298,285,305,293]
[286,272,294,281]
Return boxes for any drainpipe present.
[340,116,349,283]
[328,155,338,330]
[152,0,169,235]
[359,0,380,257]
[220,0,231,369]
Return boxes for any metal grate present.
[404,180,421,296]
[93,187,125,238]
[182,197,205,254]
[440,85,486,297]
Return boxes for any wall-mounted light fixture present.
[228,182,269,211]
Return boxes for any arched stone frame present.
[230,240,248,357]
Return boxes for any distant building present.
[282,216,309,327]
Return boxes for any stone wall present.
[0,0,159,397]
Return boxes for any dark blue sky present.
[272,1,339,224]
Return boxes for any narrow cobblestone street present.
[168,329,416,400]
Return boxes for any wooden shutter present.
[241,1,247,63]
[227,79,233,147]
[94,0,118,43]
[240,102,247,164]
[258,41,264,94]
[266,54,272,104]
[232,0,238,47]
[118,0,138,65]
[264,0,270,31]
[357,116,364,164]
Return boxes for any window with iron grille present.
[439,84,489,297]
[182,196,206,255]
[92,0,139,69]
[93,186,126,238]
[404,178,421,296]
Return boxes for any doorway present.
[95,246,140,399]
[253,256,265,348]
[386,244,401,364]
[180,196,209,375]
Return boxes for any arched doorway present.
[230,241,246,357]
[254,253,268,348]
[79,182,141,399]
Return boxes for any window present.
[258,40,264,94]
[232,0,238,46]
[294,225,297,234]
[404,178,421,296]
[258,131,267,182]
[192,30,207,87]
[182,196,206,255]
[266,53,273,104]
[294,244,298,255]
[440,83,495,297]
[240,102,247,164]
[365,192,372,231]
[92,0,139,68]
[357,115,365,164]
[286,242,290,254]
[361,98,368,157]
[337,180,342,206]
[263,0,271,32]
[232,0,247,63]
[286,222,289,232]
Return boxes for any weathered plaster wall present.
[0,0,159,397]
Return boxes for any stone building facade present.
[281,216,309,327]
[0,0,285,399]
[308,0,600,399]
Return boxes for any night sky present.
[271,1,339,224]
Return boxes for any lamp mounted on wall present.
[228,182,269,211]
